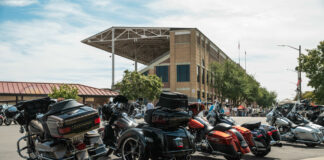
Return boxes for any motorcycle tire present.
[106,149,114,156]
[0,118,3,126]
[252,146,271,157]
[176,155,191,160]
[305,143,317,147]
[121,135,148,160]
[4,119,11,126]
[224,155,242,160]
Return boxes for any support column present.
[135,50,137,72]
[111,28,115,87]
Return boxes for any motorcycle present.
[101,93,195,160]
[188,110,249,160]
[3,105,18,125]
[266,104,324,147]
[205,106,276,157]
[0,105,4,125]
[14,97,108,160]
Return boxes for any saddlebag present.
[233,126,254,147]
[207,130,239,156]
[46,105,100,139]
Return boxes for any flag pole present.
[238,41,240,65]
[245,51,246,71]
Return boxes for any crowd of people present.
[95,98,271,118]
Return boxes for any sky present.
[0,0,324,101]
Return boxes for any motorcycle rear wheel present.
[4,119,11,126]
[252,146,271,157]
[305,143,317,147]
[0,118,3,125]
[121,136,148,160]
[224,155,242,160]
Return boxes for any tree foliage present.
[210,60,277,107]
[49,84,79,100]
[115,70,163,101]
[300,41,324,104]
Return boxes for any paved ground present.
[1,117,324,160]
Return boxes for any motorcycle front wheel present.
[0,118,3,125]
[121,136,148,160]
[4,119,11,126]
[305,143,317,147]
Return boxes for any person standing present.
[146,101,154,111]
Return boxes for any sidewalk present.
[302,156,324,160]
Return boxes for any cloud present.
[1,0,323,101]
[145,0,324,100]
[0,0,37,6]
[0,0,142,89]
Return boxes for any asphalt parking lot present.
[1,117,324,160]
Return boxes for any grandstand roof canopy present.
[82,27,193,65]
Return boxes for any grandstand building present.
[82,27,233,102]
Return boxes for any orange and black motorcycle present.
[187,111,250,160]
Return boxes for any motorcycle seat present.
[213,123,232,132]
[290,122,298,128]
[241,121,261,130]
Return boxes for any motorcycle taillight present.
[59,127,71,134]
[94,117,100,124]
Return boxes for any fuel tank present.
[114,113,137,129]
[275,118,289,127]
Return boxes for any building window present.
[202,69,205,84]
[156,66,168,82]
[207,71,209,84]
[197,66,200,82]
[177,65,190,82]
[202,92,205,98]
[143,71,148,76]
[197,91,201,100]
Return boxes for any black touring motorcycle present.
[14,97,107,160]
[100,93,195,160]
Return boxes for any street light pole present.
[278,44,302,102]
[298,45,302,102]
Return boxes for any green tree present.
[300,41,324,104]
[210,59,277,107]
[115,70,163,101]
[49,84,79,99]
